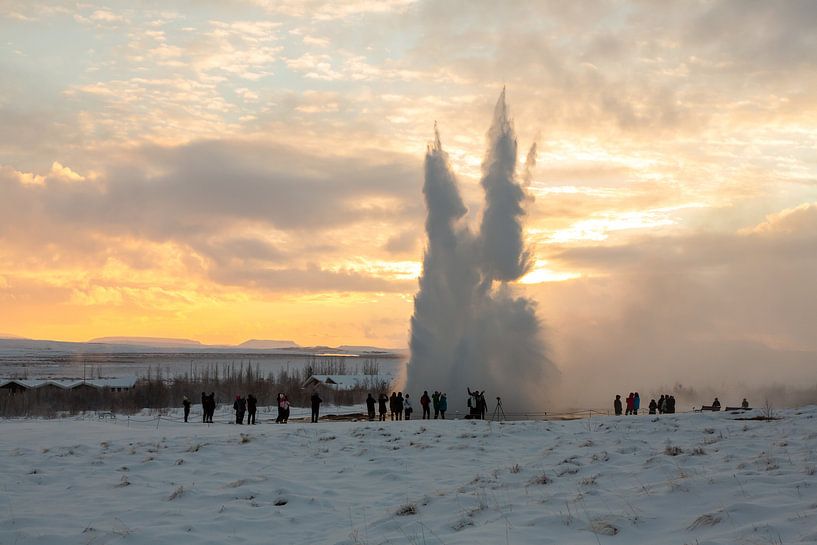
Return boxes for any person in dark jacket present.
[205,392,215,423]
[276,392,286,423]
[633,392,640,415]
[366,393,376,421]
[625,392,634,415]
[711,397,721,409]
[183,396,191,422]
[389,392,397,421]
[311,391,322,423]
[247,394,257,425]
[614,394,623,416]
[439,393,447,419]
[234,395,246,424]
[395,392,404,421]
[741,398,749,409]
[420,391,431,419]
[657,394,665,414]
[201,392,207,422]
[432,391,440,419]
[648,398,657,414]
[667,395,676,414]
[378,393,388,421]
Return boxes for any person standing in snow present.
[439,393,448,419]
[657,394,666,414]
[366,393,376,421]
[201,392,207,422]
[311,391,322,423]
[276,393,286,423]
[234,395,246,424]
[711,397,721,410]
[378,393,388,421]
[389,392,397,421]
[247,394,257,425]
[395,392,404,421]
[633,392,640,415]
[741,398,749,409]
[207,392,216,423]
[432,391,441,419]
[182,396,191,423]
[614,394,623,416]
[404,393,413,420]
[625,393,633,415]
[420,391,431,420]
[667,395,676,414]
[648,398,658,414]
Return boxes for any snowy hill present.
[2,408,817,544]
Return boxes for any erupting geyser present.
[405,90,559,412]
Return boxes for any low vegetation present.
[0,358,390,417]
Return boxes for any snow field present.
[2,408,817,544]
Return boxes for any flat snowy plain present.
[2,407,817,545]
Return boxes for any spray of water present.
[406,90,558,413]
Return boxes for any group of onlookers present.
[232,394,258,424]
[614,392,677,415]
[363,390,449,421]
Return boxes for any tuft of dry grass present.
[396,502,417,516]
[688,513,722,530]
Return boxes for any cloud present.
[537,202,817,405]
[0,139,422,294]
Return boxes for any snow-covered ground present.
[2,407,817,545]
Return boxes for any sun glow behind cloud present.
[0,0,816,352]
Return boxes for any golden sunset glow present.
[1,1,816,360]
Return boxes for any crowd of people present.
[184,389,455,424]
[615,392,675,415]
[184,388,751,424]
[614,393,750,415]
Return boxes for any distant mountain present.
[88,336,203,348]
[238,339,300,349]
[338,345,407,354]
[0,333,26,339]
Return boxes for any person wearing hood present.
[438,393,448,419]
[614,395,623,416]
[366,393,376,421]
[648,398,658,414]
[633,392,641,415]
[182,396,191,423]
[420,391,431,419]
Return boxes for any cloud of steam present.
[406,91,558,412]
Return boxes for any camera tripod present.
[491,396,506,422]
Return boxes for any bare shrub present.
[396,503,417,516]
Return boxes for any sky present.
[1,1,816,394]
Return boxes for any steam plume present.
[406,91,558,412]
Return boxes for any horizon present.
[1,1,816,400]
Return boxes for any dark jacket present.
[366,395,376,410]
[311,392,322,408]
[420,393,431,408]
